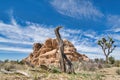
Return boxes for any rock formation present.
[23,38,89,66]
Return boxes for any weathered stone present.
[23,38,89,66]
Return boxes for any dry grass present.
[0,61,120,80]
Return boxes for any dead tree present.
[54,26,74,73]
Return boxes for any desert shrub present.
[114,60,120,67]
[116,69,120,75]
[94,58,99,63]
[4,59,9,63]
[89,66,96,71]
[94,58,105,64]
[9,60,24,65]
[15,60,24,65]
[51,67,61,73]
[73,60,105,71]
[109,56,115,64]
[33,74,40,80]
[95,74,103,80]
[72,61,80,71]
[99,58,105,64]
[3,63,16,71]
[1,61,26,71]
[104,64,112,68]
[79,61,97,71]
[98,63,103,69]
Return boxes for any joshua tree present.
[97,37,116,63]
[54,26,74,73]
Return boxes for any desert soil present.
[0,67,120,80]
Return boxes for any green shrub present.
[4,59,9,63]
[109,56,115,64]
[51,67,61,73]
[33,74,40,80]
[116,69,120,75]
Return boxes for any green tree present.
[97,37,116,63]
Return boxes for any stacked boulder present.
[23,38,89,66]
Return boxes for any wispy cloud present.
[0,18,55,53]
[107,15,120,32]
[0,17,98,55]
[0,37,33,45]
[0,47,32,53]
[50,0,104,20]
[106,15,120,43]
[0,16,120,59]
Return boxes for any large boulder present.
[23,38,89,66]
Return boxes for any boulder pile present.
[23,38,89,66]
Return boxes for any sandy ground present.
[0,67,120,80]
[97,67,120,80]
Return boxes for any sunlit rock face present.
[23,38,89,66]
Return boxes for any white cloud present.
[110,47,120,60]
[106,15,120,43]
[107,15,120,32]
[0,37,33,45]
[0,18,55,53]
[110,34,120,41]
[0,18,84,53]
[0,47,32,53]
[0,20,55,43]
[77,44,120,60]
[83,30,98,39]
[50,0,103,19]
[0,17,120,60]
[85,53,104,59]
[77,45,101,53]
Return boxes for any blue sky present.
[0,0,120,60]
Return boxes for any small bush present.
[3,63,16,71]
[89,67,96,71]
[79,61,97,71]
[116,69,120,75]
[94,58,99,63]
[51,67,61,73]
[18,60,24,65]
[94,58,105,64]
[99,58,105,64]
[1,61,26,70]
[114,60,120,67]
[4,59,9,63]
[98,63,103,69]
[104,64,112,68]
[33,74,40,80]
[109,56,115,64]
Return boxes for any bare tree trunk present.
[106,55,109,64]
[54,26,66,72]
[54,26,74,73]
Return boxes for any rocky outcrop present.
[23,38,89,66]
